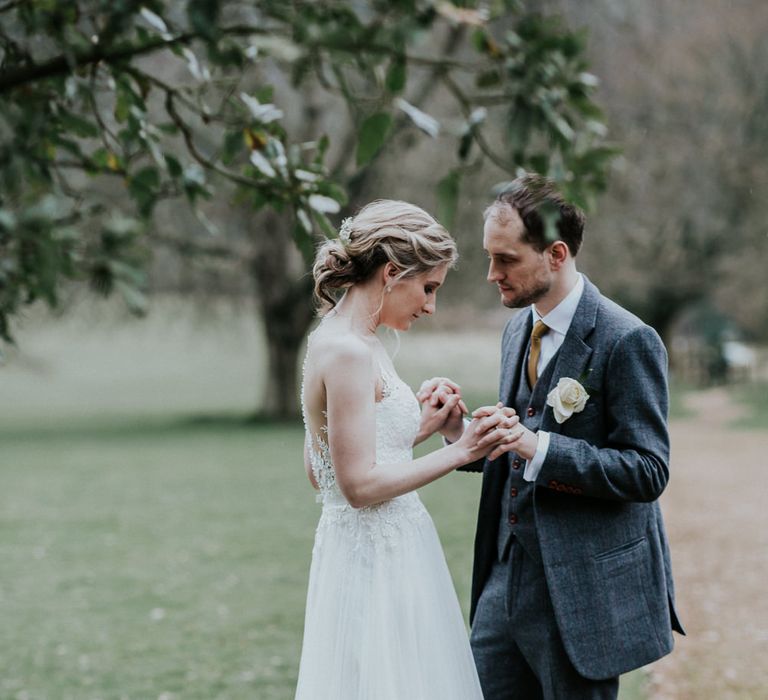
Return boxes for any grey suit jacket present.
[468,276,684,680]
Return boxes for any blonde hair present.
[312,200,457,312]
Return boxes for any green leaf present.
[255,85,275,103]
[476,69,502,88]
[386,55,407,94]
[157,122,180,135]
[115,90,131,123]
[91,147,111,169]
[311,210,337,240]
[356,113,392,166]
[109,260,146,287]
[313,134,330,166]
[127,166,161,218]
[292,221,315,264]
[115,278,148,315]
[221,129,243,165]
[164,154,183,178]
[436,170,461,231]
[315,181,349,207]
[472,28,488,53]
[187,0,220,40]
[58,112,99,138]
[291,56,313,88]
[458,130,474,161]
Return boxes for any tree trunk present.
[250,212,315,420]
[644,301,679,354]
[258,287,314,419]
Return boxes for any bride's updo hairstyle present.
[312,200,457,312]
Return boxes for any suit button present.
[510,487,518,497]
[508,514,518,525]
[512,458,522,470]
[527,407,536,417]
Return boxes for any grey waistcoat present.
[496,344,559,562]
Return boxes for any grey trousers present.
[470,539,619,700]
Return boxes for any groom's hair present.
[485,174,585,256]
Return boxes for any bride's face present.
[382,264,449,331]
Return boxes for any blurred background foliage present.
[3,1,764,419]
[1,0,618,417]
[4,0,765,416]
[2,1,767,417]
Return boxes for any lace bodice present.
[301,362,421,508]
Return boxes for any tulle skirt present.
[295,492,484,700]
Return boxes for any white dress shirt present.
[523,273,585,482]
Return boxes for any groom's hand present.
[472,405,538,461]
[471,403,519,448]
[455,404,520,461]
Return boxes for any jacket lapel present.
[540,276,600,433]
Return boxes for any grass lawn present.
[1,417,645,699]
[731,380,768,429]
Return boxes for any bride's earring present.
[386,286,391,293]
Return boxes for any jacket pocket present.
[593,536,647,564]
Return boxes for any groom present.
[421,174,684,699]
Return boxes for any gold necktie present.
[527,320,549,387]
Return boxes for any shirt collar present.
[531,273,584,337]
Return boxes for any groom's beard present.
[502,279,551,309]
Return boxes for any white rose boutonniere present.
[546,377,590,424]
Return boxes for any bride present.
[296,200,517,699]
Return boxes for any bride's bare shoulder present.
[307,326,374,377]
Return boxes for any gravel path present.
[649,389,768,699]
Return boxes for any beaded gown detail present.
[295,360,484,699]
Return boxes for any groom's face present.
[483,206,551,309]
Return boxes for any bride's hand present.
[416,377,469,443]
[416,391,464,444]
[416,377,469,415]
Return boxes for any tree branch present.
[441,71,517,174]
[0,25,272,94]
[50,158,127,177]
[332,25,467,184]
[155,73,287,196]
[89,64,121,153]
[0,22,481,96]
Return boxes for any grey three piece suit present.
[464,276,684,699]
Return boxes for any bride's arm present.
[325,343,507,509]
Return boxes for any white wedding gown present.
[295,365,484,699]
